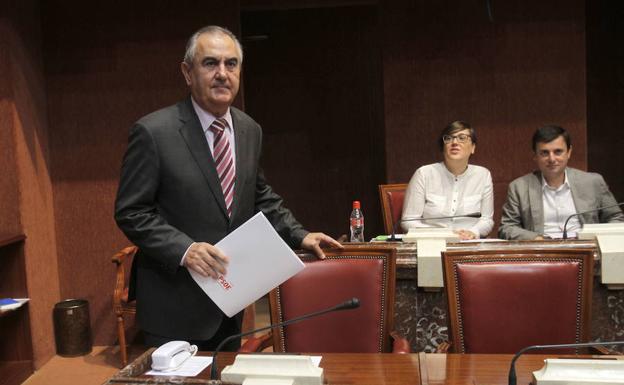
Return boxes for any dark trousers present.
[144,316,242,352]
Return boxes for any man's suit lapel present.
[529,171,544,234]
[229,108,248,220]
[177,99,229,219]
[568,168,592,216]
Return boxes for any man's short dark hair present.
[532,125,571,152]
[438,121,476,151]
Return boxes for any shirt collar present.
[440,161,470,179]
[190,97,234,134]
[542,168,570,192]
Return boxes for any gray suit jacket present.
[498,168,624,240]
[114,98,308,340]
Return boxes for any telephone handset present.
[151,340,198,371]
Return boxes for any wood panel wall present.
[241,5,386,239]
[381,0,586,234]
[587,0,624,202]
[0,33,21,237]
[0,0,61,368]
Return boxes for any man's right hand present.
[183,242,229,279]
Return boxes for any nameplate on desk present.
[533,358,624,385]
[221,354,323,385]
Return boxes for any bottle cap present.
[352,201,361,209]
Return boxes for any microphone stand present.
[562,202,624,239]
[210,298,360,380]
[386,196,400,241]
[562,213,582,240]
[386,211,483,242]
[508,340,624,385]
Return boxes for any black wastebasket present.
[53,299,92,356]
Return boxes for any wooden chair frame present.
[112,245,138,367]
[378,183,408,235]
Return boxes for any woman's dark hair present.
[532,125,571,152]
[438,121,476,151]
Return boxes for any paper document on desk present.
[189,212,305,317]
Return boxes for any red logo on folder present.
[217,275,233,291]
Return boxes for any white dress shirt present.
[542,171,580,238]
[401,162,494,238]
[191,97,236,165]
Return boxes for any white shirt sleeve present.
[179,242,196,266]
[468,170,494,237]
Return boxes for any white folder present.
[189,212,305,317]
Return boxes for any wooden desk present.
[106,350,623,384]
[420,353,525,385]
[105,348,421,384]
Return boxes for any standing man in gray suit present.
[115,25,341,351]
[499,125,623,240]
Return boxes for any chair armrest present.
[239,332,273,352]
[390,331,411,354]
[435,341,451,353]
[112,246,138,309]
[112,246,138,265]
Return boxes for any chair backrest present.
[269,247,396,353]
[443,248,593,354]
[378,183,408,234]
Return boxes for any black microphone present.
[562,202,624,239]
[508,340,624,385]
[403,212,482,221]
[386,212,482,242]
[210,297,360,380]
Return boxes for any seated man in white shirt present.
[499,125,624,240]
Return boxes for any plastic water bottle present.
[350,201,365,242]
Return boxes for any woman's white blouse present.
[401,162,494,237]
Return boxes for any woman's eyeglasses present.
[443,134,471,144]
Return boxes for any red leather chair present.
[378,184,407,235]
[244,247,410,353]
[442,248,594,354]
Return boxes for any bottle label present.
[351,218,364,227]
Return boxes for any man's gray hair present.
[183,25,243,66]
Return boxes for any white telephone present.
[151,340,198,371]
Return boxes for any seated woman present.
[401,121,494,240]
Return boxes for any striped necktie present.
[210,118,235,216]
